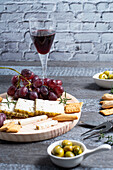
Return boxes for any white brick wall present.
[0,0,113,61]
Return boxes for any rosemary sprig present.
[111,87,113,94]
[1,95,17,108]
[98,133,113,145]
[59,91,71,105]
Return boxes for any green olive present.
[103,71,110,76]
[52,145,64,157]
[99,73,108,79]
[64,145,73,152]
[62,140,72,147]
[73,145,83,155]
[64,151,75,157]
[109,74,113,79]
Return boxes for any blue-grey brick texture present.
[0,0,113,61]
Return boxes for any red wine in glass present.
[31,29,55,54]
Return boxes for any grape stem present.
[0,67,32,87]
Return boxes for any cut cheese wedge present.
[0,98,16,115]
[18,115,48,126]
[35,99,64,117]
[0,98,29,118]
[15,98,35,116]
[36,118,58,130]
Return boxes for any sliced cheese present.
[0,98,29,118]
[36,119,58,130]
[18,115,48,126]
[35,99,64,117]
[15,98,35,116]
[0,98,16,114]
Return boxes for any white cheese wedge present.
[36,119,58,130]
[0,98,29,118]
[35,99,64,116]
[18,115,48,126]
[15,98,35,116]
[0,98,16,114]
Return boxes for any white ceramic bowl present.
[93,71,113,89]
[47,140,111,168]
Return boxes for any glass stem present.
[38,53,49,79]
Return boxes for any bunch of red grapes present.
[7,69,64,101]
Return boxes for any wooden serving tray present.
[0,92,81,142]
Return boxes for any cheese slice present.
[36,119,58,130]
[0,98,29,118]
[0,98,16,114]
[15,98,35,116]
[35,99,64,117]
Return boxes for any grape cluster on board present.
[7,69,64,101]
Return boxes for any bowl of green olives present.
[93,71,113,89]
[47,140,111,168]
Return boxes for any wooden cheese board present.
[0,92,81,142]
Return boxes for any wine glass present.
[29,19,55,79]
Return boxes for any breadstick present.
[102,93,113,100]
[0,122,15,132]
[52,114,78,122]
[18,115,48,126]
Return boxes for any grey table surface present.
[0,61,113,170]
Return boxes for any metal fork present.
[81,119,113,140]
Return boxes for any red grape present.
[21,69,34,80]
[19,86,28,98]
[7,86,16,96]
[0,115,4,127]
[0,113,6,121]
[54,85,64,97]
[48,79,56,89]
[39,93,43,99]
[40,85,48,96]
[23,79,32,88]
[11,75,19,86]
[56,80,62,86]
[29,91,38,100]
[48,91,57,101]
[33,88,40,94]
[33,79,43,88]
[32,75,39,83]
[14,89,20,99]
[43,78,50,86]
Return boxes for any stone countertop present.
[0,61,113,170]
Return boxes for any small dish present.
[47,140,111,168]
[93,71,113,89]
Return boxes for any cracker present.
[65,102,83,113]
[101,101,113,109]
[0,122,15,132]
[6,124,21,133]
[52,114,78,121]
[0,96,3,102]
[102,93,113,100]
[100,108,113,116]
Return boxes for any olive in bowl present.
[51,140,83,158]
[93,71,113,89]
[47,140,111,168]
